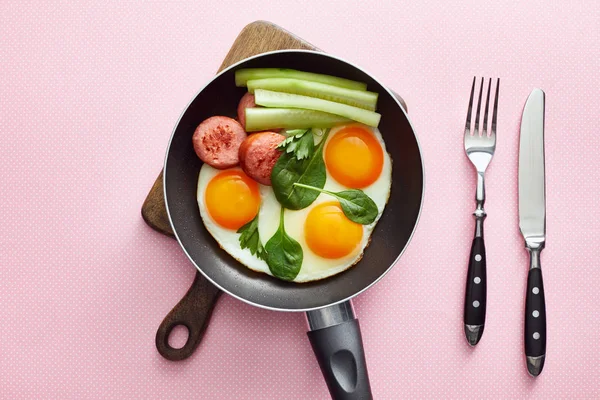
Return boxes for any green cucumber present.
[235,68,367,91]
[254,89,381,127]
[247,78,378,111]
[244,108,350,132]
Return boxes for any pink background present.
[1,1,599,398]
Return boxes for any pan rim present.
[163,49,426,312]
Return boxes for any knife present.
[518,88,547,377]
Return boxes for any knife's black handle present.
[464,236,486,345]
[525,267,546,375]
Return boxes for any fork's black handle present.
[525,265,546,376]
[464,235,487,346]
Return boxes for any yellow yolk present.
[325,126,384,188]
[205,169,260,230]
[304,201,363,259]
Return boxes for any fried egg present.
[197,124,392,283]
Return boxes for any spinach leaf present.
[333,190,379,225]
[277,129,313,160]
[292,183,379,225]
[265,208,303,281]
[271,130,330,210]
[237,214,266,260]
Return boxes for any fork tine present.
[464,77,476,135]
[482,78,491,136]
[474,77,484,136]
[491,78,499,137]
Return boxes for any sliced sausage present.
[192,116,247,169]
[239,131,286,186]
[237,92,256,130]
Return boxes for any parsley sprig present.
[237,214,266,261]
[277,129,315,160]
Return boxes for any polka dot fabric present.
[1,1,599,398]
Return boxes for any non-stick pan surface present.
[164,50,423,311]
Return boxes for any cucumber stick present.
[254,89,381,127]
[235,68,367,91]
[247,78,378,111]
[244,108,350,132]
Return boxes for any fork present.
[463,77,499,346]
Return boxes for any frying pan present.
[164,50,424,400]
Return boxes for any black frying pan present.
[164,50,424,400]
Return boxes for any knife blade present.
[518,88,546,377]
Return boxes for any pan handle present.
[155,272,222,361]
[306,301,372,400]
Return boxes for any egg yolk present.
[305,201,363,259]
[205,169,260,230]
[325,126,384,188]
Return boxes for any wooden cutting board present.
[145,20,407,361]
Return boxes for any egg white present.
[197,124,392,283]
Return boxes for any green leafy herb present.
[237,214,266,260]
[283,129,308,137]
[265,208,303,281]
[278,129,306,146]
[271,130,330,210]
[292,183,379,225]
[277,129,314,160]
[291,130,314,160]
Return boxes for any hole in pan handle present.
[306,301,372,400]
[155,272,222,361]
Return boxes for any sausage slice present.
[239,131,286,185]
[192,116,247,169]
[237,92,256,130]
